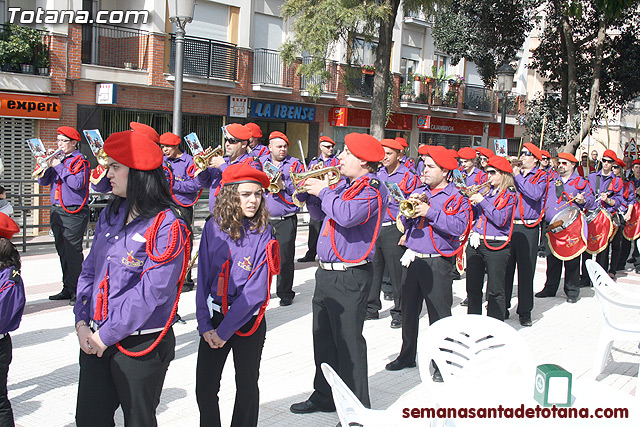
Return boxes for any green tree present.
[281,0,443,140]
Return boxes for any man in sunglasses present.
[504,142,548,326]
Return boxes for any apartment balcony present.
[399,80,461,111]
[0,24,52,93]
[300,57,338,99]
[252,48,295,94]
[463,84,495,116]
[344,66,374,103]
[169,34,237,87]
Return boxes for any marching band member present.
[581,149,624,284]
[625,160,640,272]
[467,156,516,321]
[74,131,191,426]
[415,140,428,177]
[298,136,339,263]
[536,153,595,303]
[290,133,386,413]
[458,147,488,187]
[245,122,269,157]
[609,159,634,278]
[195,163,279,427]
[386,145,469,379]
[540,150,553,173]
[475,147,494,170]
[367,138,419,328]
[39,126,91,304]
[0,213,25,426]
[577,152,595,178]
[259,132,304,306]
[396,137,415,171]
[504,143,548,326]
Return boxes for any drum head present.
[549,205,580,233]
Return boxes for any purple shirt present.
[38,150,90,207]
[308,155,339,169]
[91,175,112,194]
[513,166,548,221]
[196,218,274,341]
[587,171,625,214]
[164,153,203,206]
[403,183,469,255]
[416,158,425,177]
[74,204,190,346]
[307,173,388,263]
[474,187,517,239]
[544,173,595,233]
[248,145,269,158]
[465,167,487,187]
[377,163,419,222]
[259,154,304,217]
[0,267,25,334]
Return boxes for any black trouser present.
[0,335,13,427]
[50,205,90,295]
[310,264,372,409]
[270,216,297,300]
[609,225,625,274]
[538,220,549,253]
[397,256,453,365]
[303,218,322,259]
[581,245,610,285]
[76,329,175,427]
[504,224,539,317]
[368,225,405,321]
[196,312,266,427]
[176,206,195,286]
[467,242,511,320]
[542,253,581,299]
[618,236,633,270]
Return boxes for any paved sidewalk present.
[8,224,640,426]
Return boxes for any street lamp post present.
[168,0,195,137]
[496,63,516,140]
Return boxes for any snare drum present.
[548,206,580,234]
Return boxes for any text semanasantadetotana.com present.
[402,405,629,419]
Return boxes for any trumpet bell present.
[291,166,341,189]
[193,146,223,171]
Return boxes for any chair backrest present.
[586,259,640,325]
[321,363,369,426]
[417,315,534,390]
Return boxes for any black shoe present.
[452,272,461,280]
[567,296,579,304]
[504,310,510,319]
[297,255,316,263]
[628,258,635,264]
[279,298,293,307]
[537,251,546,258]
[69,296,76,306]
[365,312,379,320]
[290,399,335,414]
[535,289,556,298]
[432,367,444,382]
[390,319,402,329]
[49,291,73,301]
[636,268,640,274]
[385,359,416,371]
[383,293,393,301]
[519,316,532,327]
[182,282,195,292]
[460,297,469,307]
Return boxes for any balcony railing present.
[432,83,461,108]
[463,84,495,113]
[253,48,294,87]
[0,24,51,75]
[344,66,374,98]
[300,57,339,93]
[81,24,149,70]
[169,35,237,81]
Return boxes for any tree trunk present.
[370,0,400,140]
[560,13,578,120]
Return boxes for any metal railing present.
[463,84,495,112]
[300,57,339,93]
[344,66,374,97]
[81,24,150,70]
[432,84,461,108]
[0,24,51,74]
[169,34,237,81]
[252,48,295,87]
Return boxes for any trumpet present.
[509,156,523,168]
[290,166,342,207]
[193,146,223,171]
[95,148,109,167]
[459,181,492,205]
[267,171,283,194]
[32,148,65,178]
[399,193,429,218]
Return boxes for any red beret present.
[448,149,460,159]
[475,147,495,158]
[0,213,19,239]
[426,145,458,171]
[104,131,163,171]
[225,123,252,141]
[222,162,270,189]
[269,131,289,146]
[418,144,430,156]
[380,138,404,151]
[245,122,263,138]
[558,152,578,163]
[57,126,81,142]
[487,155,513,174]
[523,143,542,160]
[633,159,640,166]
[458,147,477,160]
[602,149,617,160]
[615,158,625,168]
[159,132,181,146]
[541,150,551,159]
[395,137,408,148]
[344,133,385,162]
[319,136,335,145]
[129,122,160,144]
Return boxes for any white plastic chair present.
[585,259,640,396]
[417,315,535,426]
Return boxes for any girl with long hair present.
[196,163,279,427]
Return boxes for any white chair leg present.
[591,333,613,379]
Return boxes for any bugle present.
[95,148,109,167]
[290,166,341,207]
[32,148,64,178]
[398,193,428,218]
[193,146,223,171]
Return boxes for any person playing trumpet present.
[259,132,304,306]
[466,156,517,321]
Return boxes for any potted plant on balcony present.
[34,45,50,75]
[361,64,375,75]
[430,64,455,105]
[1,25,42,74]
[401,83,415,102]
[416,92,428,104]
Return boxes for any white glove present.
[469,232,481,249]
[400,248,417,267]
